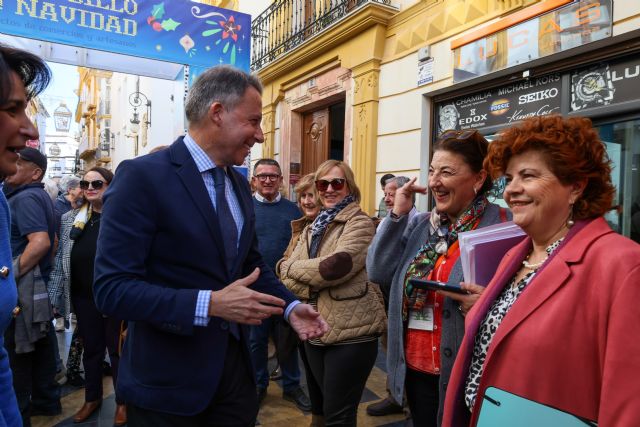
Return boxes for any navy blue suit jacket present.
[94,138,297,415]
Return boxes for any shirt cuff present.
[194,290,211,326]
[284,300,301,322]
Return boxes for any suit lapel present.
[171,139,227,268]
[483,219,611,363]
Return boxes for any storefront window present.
[596,119,640,243]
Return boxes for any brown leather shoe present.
[73,400,101,423]
[114,404,127,426]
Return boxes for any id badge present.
[408,306,434,331]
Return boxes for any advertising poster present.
[436,73,562,134]
[571,55,640,111]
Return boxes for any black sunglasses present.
[315,178,346,192]
[79,180,105,190]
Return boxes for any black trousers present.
[4,322,61,427]
[72,295,122,404]
[127,336,257,427]
[304,340,378,427]
[299,342,323,415]
[405,367,439,427]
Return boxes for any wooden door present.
[302,108,329,177]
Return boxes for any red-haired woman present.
[442,116,640,427]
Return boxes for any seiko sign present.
[518,88,559,104]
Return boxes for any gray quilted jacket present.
[367,203,508,425]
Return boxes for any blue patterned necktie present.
[212,167,238,271]
[212,166,240,340]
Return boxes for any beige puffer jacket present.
[279,202,386,345]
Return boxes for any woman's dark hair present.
[0,44,51,105]
[433,130,492,195]
[87,166,114,184]
[485,115,615,220]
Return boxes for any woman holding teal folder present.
[442,116,640,427]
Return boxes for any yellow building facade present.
[255,0,640,216]
[76,67,113,171]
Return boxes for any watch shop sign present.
[571,55,640,111]
[436,73,562,133]
[453,0,611,82]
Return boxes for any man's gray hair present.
[58,175,81,194]
[387,176,415,203]
[185,65,263,124]
[391,176,411,188]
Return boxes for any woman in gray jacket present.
[367,130,509,427]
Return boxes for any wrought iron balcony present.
[251,0,392,71]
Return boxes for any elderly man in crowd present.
[4,147,61,425]
[249,158,310,411]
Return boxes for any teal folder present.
[477,387,597,427]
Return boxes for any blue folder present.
[477,387,598,427]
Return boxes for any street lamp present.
[129,90,151,133]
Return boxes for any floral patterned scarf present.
[308,194,355,258]
[402,196,488,321]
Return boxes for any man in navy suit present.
[94,65,328,426]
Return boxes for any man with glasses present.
[4,147,61,423]
[249,159,311,412]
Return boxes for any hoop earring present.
[566,203,575,228]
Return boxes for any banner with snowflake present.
[0,0,251,71]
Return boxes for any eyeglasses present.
[254,174,281,182]
[315,178,346,192]
[79,180,105,190]
[438,129,478,141]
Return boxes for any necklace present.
[522,254,548,270]
[88,214,101,227]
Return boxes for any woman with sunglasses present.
[279,160,386,426]
[49,167,127,426]
[367,130,509,427]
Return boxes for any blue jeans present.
[249,317,300,392]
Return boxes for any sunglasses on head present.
[315,178,346,192]
[438,129,478,141]
[79,180,105,190]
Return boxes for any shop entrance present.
[596,119,640,243]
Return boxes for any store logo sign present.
[490,99,510,115]
[518,88,559,104]
[453,0,612,82]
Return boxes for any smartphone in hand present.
[408,278,467,294]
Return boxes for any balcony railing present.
[251,0,392,71]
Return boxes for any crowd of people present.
[0,42,639,427]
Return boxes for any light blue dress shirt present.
[183,134,298,325]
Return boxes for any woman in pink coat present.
[442,115,640,427]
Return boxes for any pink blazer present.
[442,217,640,427]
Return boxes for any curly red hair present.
[484,115,615,220]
